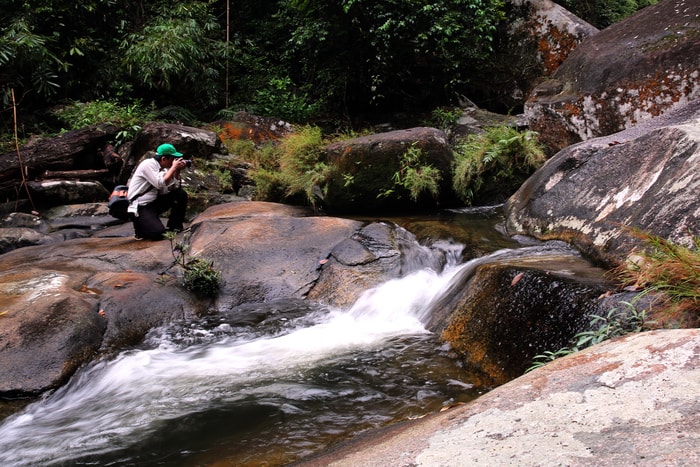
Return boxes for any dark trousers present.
[132,188,188,240]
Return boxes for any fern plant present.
[452,125,546,205]
[248,125,331,209]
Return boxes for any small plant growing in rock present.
[386,143,442,202]
[526,303,651,373]
[182,256,223,297]
[164,231,222,297]
[613,229,700,322]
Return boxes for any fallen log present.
[0,123,121,197]
[42,169,111,180]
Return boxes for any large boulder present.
[119,122,227,185]
[474,0,598,111]
[296,329,700,466]
[323,127,457,214]
[0,201,428,396]
[425,242,613,386]
[0,268,107,397]
[131,122,225,161]
[505,99,700,267]
[526,0,700,153]
[212,111,294,144]
[187,202,363,311]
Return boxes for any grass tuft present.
[613,228,700,321]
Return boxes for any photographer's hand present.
[175,159,187,170]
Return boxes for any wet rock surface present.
[427,243,613,386]
[295,329,700,467]
[0,201,436,396]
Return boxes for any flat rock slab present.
[297,329,700,466]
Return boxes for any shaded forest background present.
[1,0,657,144]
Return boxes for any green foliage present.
[50,100,152,143]
[249,126,331,208]
[423,107,463,133]
[152,106,199,126]
[388,143,442,202]
[119,1,224,108]
[526,303,651,373]
[213,168,233,193]
[452,125,546,205]
[183,257,223,297]
[223,139,258,160]
[2,0,514,131]
[165,231,222,297]
[251,77,320,122]
[0,16,68,106]
[274,0,506,112]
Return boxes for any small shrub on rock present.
[165,232,222,297]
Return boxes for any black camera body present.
[183,159,193,168]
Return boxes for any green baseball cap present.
[156,143,183,157]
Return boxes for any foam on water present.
[0,255,468,466]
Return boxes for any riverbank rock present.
[295,328,700,466]
[474,0,598,112]
[307,221,447,308]
[212,111,294,144]
[526,0,700,154]
[426,242,613,386]
[505,98,700,268]
[186,202,363,311]
[0,201,428,397]
[324,127,456,214]
[0,270,107,397]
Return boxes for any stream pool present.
[1,207,538,466]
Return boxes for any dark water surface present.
[0,207,527,466]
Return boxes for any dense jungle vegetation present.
[1,0,657,144]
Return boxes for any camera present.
[183,159,193,168]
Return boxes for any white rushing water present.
[0,254,470,466]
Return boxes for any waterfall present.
[0,238,590,466]
[0,241,477,466]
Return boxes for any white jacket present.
[126,158,178,215]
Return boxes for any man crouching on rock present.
[127,143,188,240]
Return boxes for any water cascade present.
[0,239,489,466]
[0,214,606,466]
